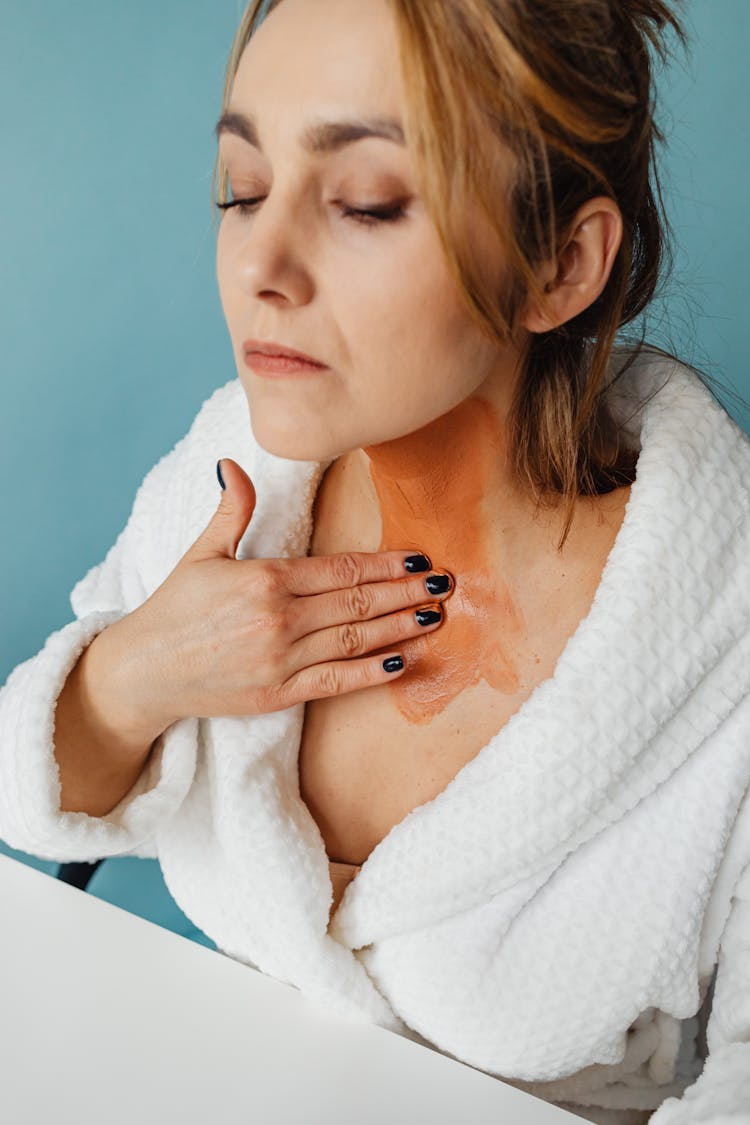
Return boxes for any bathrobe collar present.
[215,347,750,1009]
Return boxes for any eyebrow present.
[214,109,406,154]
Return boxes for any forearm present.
[53,627,167,818]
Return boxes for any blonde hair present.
[212,0,740,550]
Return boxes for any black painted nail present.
[425,574,451,595]
[404,553,431,573]
[415,607,442,627]
[383,655,404,673]
[216,460,226,490]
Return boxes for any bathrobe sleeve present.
[649,857,750,1124]
[0,432,200,866]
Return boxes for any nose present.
[229,188,314,305]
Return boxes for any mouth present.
[244,352,330,377]
[243,338,327,367]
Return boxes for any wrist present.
[83,618,173,752]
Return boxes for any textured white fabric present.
[1,345,749,1124]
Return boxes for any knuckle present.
[262,642,288,680]
[270,601,295,638]
[282,596,302,633]
[338,621,365,657]
[332,552,363,589]
[344,582,374,620]
[246,605,288,646]
[318,664,344,696]
[255,559,285,596]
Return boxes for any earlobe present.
[520,243,578,334]
[521,272,567,334]
[521,295,558,334]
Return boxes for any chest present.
[299,670,557,866]
[298,462,630,867]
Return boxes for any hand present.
[103,457,454,733]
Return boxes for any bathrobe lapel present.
[331,356,750,950]
[161,433,409,1029]
[159,349,750,1046]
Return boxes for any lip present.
[243,338,327,366]
[245,352,329,377]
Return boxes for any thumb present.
[186,458,258,562]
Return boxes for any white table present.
[0,854,578,1124]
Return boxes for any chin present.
[241,383,345,464]
[248,416,335,465]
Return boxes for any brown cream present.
[360,394,529,725]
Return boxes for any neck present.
[316,392,629,726]
[362,393,510,559]
[350,393,548,723]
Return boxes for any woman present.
[1,1,748,1122]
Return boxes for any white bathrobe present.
[1,345,749,1124]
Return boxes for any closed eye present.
[216,197,407,227]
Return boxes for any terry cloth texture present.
[1,344,749,1124]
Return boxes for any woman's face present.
[215,0,521,463]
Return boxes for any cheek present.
[215,232,253,359]
[346,280,493,432]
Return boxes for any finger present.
[276,650,407,708]
[285,569,454,639]
[272,549,432,598]
[290,602,444,671]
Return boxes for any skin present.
[215,0,628,725]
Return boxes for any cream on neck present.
[313,390,630,727]
[359,393,534,724]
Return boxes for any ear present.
[520,197,623,334]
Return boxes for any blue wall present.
[645,0,750,429]
[1,0,748,684]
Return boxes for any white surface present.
[0,855,577,1124]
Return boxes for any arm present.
[54,622,166,818]
[649,858,750,1124]
[0,422,203,864]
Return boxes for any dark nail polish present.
[383,655,404,673]
[415,607,442,627]
[216,460,226,490]
[404,553,430,573]
[425,574,451,595]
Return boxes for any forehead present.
[231,0,404,130]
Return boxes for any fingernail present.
[217,460,226,490]
[404,553,431,573]
[425,574,451,595]
[383,655,404,673]
[415,607,442,627]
